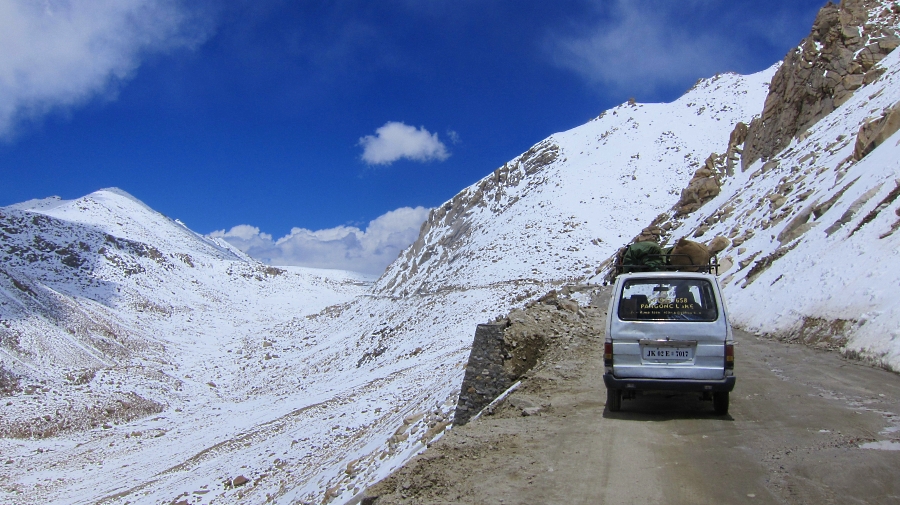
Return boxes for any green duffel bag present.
[621,241,664,272]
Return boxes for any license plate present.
[643,346,693,361]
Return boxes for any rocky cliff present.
[742,0,900,169]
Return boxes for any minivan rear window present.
[618,278,718,321]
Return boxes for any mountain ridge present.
[376,67,776,297]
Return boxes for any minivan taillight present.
[725,343,734,369]
[604,342,614,366]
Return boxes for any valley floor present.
[364,289,900,504]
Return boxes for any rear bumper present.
[603,373,735,393]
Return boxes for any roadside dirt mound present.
[499,288,590,379]
[453,287,601,425]
[362,286,610,504]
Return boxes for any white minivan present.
[604,271,735,414]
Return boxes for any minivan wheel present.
[607,388,622,412]
[713,392,729,415]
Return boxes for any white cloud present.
[359,121,450,165]
[221,224,271,242]
[0,0,209,139]
[547,0,737,96]
[209,206,431,275]
[209,224,274,254]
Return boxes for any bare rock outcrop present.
[853,101,900,160]
[631,225,665,244]
[725,122,749,176]
[674,155,724,217]
[672,120,752,218]
[707,235,730,255]
[742,0,900,170]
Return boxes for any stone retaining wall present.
[452,324,511,426]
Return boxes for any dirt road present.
[363,289,900,504]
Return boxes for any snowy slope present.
[376,68,775,296]
[0,189,374,503]
[658,45,900,370]
[0,189,554,505]
[0,188,367,375]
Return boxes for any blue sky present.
[1,0,825,274]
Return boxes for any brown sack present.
[669,238,710,272]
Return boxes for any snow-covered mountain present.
[376,68,775,296]
[2,0,899,503]
[0,188,369,377]
[0,189,374,503]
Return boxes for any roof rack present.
[614,253,719,276]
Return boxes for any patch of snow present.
[860,440,900,451]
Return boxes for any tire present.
[607,388,622,412]
[713,391,729,415]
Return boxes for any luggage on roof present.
[621,241,664,273]
[613,238,718,277]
